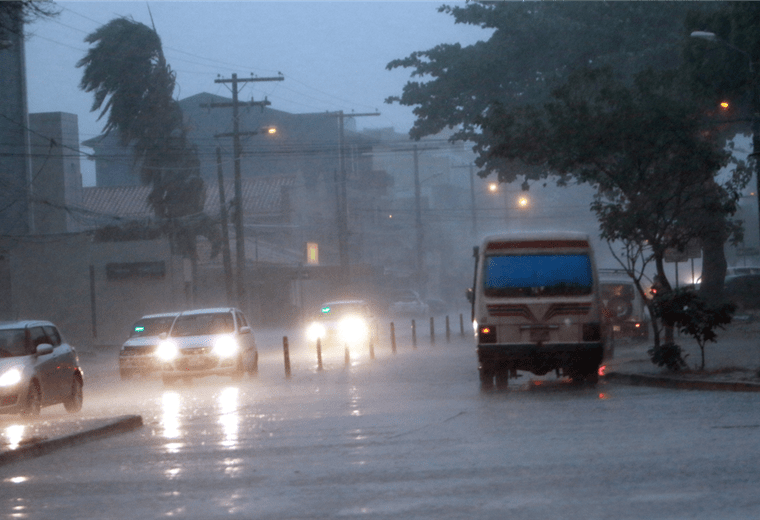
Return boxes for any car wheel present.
[22,382,41,416]
[248,351,259,377]
[64,375,83,413]
[231,356,244,381]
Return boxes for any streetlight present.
[691,30,760,250]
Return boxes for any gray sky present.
[23,1,489,185]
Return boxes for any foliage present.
[647,343,688,372]
[386,1,712,181]
[0,1,59,42]
[77,17,219,258]
[651,287,734,370]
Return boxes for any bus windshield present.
[484,253,593,297]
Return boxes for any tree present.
[0,1,59,45]
[482,66,745,348]
[77,17,220,258]
[684,3,760,265]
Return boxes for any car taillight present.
[478,325,496,344]
[583,322,601,342]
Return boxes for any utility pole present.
[322,110,380,278]
[202,73,283,313]
[413,145,423,285]
[216,146,234,304]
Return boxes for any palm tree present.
[77,17,219,258]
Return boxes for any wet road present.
[2,322,760,519]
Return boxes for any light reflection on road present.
[217,386,239,449]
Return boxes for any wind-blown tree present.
[480,66,746,348]
[77,17,219,258]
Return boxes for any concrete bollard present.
[282,336,291,379]
[446,315,451,343]
[460,313,464,336]
[369,336,375,360]
[430,316,435,345]
[411,319,417,348]
[390,322,397,354]
[344,344,350,367]
[316,337,323,371]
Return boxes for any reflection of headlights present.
[156,341,179,361]
[338,316,368,344]
[0,368,22,387]
[213,335,239,358]
[307,322,326,342]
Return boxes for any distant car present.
[388,290,429,317]
[119,312,180,380]
[306,300,375,349]
[155,308,258,385]
[599,274,649,341]
[0,320,84,416]
[724,274,760,312]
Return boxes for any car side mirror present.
[239,326,251,335]
[35,343,54,356]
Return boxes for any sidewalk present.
[604,316,760,391]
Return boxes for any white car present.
[155,308,258,385]
[0,320,83,415]
[118,312,180,380]
[388,290,429,317]
[306,300,375,349]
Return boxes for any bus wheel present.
[495,370,509,390]
[479,367,494,392]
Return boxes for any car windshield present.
[318,303,367,319]
[130,316,176,338]
[0,329,28,358]
[171,313,234,337]
[484,253,593,297]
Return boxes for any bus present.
[469,231,611,390]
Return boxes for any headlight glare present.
[307,322,326,342]
[338,316,368,345]
[0,368,22,387]
[156,340,179,361]
[213,335,239,358]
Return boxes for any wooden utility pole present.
[215,146,234,304]
[323,110,380,277]
[202,73,283,312]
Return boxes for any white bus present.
[470,231,611,390]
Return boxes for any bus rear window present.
[484,254,593,297]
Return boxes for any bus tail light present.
[478,325,497,344]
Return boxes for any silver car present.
[0,320,84,416]
[119,312,180,380]
[155,308,258,385]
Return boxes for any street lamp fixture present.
[517,196,529,209]
[488,182,498,193]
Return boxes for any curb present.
[605,372,760,392]
[0,414,143,467]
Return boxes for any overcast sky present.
[22,1,489,185]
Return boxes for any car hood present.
[122,336,163,348]
[169,334,228,349]
[0,355,33,372]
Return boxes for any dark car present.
[0,320,84,416]
[724,274,760,312]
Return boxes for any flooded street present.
[2,326,759,519]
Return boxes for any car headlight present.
[156,340,179,361]
[213,335,239,358]
[307,322,326,342]
[0,367,22,387]
[338,316,368,345]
